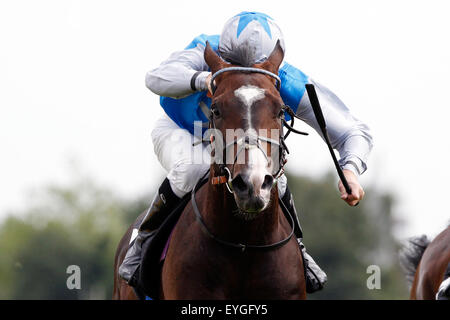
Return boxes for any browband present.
[210,67,281,94]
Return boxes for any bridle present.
[190,66,308,252]
[210,67,282,92]
[208,66,309,193]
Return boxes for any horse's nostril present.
[261,175,274,191]
[232,174,249,194]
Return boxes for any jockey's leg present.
[119,116,210,285]
[118,177,180,285]
[151,115,211,198]
[278,175,328,293]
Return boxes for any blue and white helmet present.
[218,11,285,67]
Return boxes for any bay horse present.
[400,225,450,300]
[113,41,306,299]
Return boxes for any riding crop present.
[305,84,353,196]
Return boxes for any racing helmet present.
[218,11,285,67]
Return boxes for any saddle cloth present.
[133,179,207,300]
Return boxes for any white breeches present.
[151,114,287,198]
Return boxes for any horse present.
[400,225,450,300]
[113,40,306,299]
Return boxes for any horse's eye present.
[211,105,221,118]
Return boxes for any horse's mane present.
[219,43,260,67]
[399,234,431,287]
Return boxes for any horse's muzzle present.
[231,173,273,215]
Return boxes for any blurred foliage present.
[0,172,408,299]
[0,178,151,299]
[288,172,408,299]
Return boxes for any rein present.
[191,170,295,252]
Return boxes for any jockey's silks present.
[160,34,309,135]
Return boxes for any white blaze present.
[234,85,265,132]
[234,85,272,209]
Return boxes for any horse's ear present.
[204,41,227,74]
[256,40,284,74]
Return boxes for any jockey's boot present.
[281,186,328,293]
[118,178,181,287]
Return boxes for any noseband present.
[190,66,308,252]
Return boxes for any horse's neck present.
[199,176,282,245]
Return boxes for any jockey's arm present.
[297,79,373,206]
[145,44,210,99]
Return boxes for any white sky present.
[1,0,449,239]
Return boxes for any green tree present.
[0,172,407,299]
[288,172,408,299]
[0,178,150,299]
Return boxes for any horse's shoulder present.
[425,226,450,260]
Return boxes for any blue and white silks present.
[159,34,309,136]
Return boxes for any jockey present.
[119,11,373,293]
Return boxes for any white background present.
[1,0,449,239]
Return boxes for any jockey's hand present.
[338,169,365,206]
